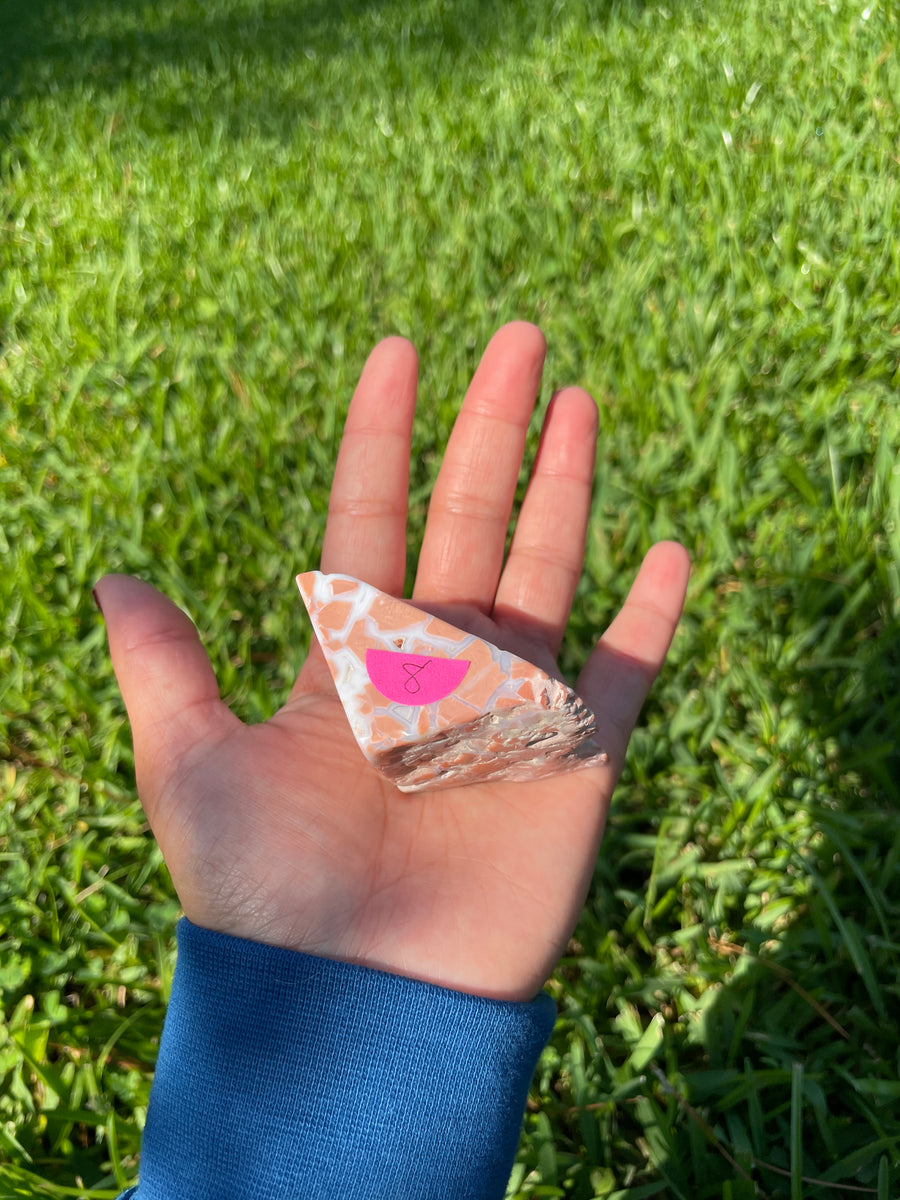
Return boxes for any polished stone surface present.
[297,571,608,792]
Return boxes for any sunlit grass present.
[2,0,899,1196]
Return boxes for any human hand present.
[95,323,689,1001]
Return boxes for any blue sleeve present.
[119,918,556,1200]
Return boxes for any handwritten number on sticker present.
[401,659,430,694]
[365,648,471,705]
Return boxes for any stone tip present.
[295,570,321,599]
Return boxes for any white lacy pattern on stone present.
[297,571,609,793]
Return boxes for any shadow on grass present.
[564,568,900,1197]
[673,568,900,1196]
[0,0,655,124]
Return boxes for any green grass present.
[2,0,899,1196]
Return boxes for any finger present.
[321,337,418,596]
[413,321,546,611]
[93,575,237,799]
[492,387,598,653]
[577,541,690,764]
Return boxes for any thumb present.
[94,574,236,797]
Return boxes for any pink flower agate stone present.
[296,571,609,793]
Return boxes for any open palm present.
[96,323,689,1001]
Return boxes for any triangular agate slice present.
[296,571,608,793]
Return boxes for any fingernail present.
[92,586,104,616]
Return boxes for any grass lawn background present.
[2,0,899,1196]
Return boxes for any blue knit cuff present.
[129,919,556,1200]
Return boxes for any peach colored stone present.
[330,578,359,597]
[296,571,609,793]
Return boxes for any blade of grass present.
[790,1061,803,1200]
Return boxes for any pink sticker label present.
[366,649,470,706]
